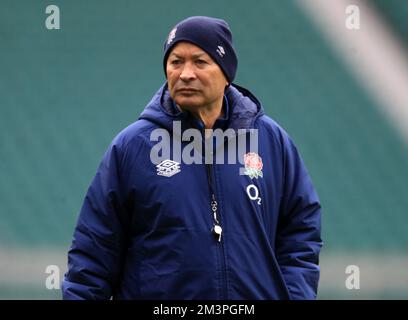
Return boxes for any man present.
[62,16,323,300]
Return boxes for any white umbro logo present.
[216,45,225,57]
[156,159,181,177]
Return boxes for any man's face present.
[166,42,229,111]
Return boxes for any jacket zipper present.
[197,119,228,300]
[206,163,222,242]
[205,157,228,300]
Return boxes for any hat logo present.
[216,45,225,57]
[167,27,177,45]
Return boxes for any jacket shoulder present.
[255,114,291,146]
[111,119,157,150]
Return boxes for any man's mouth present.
[177,87,199,93]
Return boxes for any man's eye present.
[171,60,181,65]
[196,59,207,65]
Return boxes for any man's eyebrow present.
[169,52,208,58]
[192,52,207,58]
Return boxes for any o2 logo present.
[246,184,261,205]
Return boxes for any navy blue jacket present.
[62,83,322,299]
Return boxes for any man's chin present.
[174,98,202,111]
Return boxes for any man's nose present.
[179,62,196,81]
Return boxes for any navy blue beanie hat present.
[163,16,238,83]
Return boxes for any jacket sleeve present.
[275,132,323,300]
[62,141,130,300]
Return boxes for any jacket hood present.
[138,83,265,132]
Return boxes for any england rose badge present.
[243,152,263,179]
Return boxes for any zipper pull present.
[212,224,222,242]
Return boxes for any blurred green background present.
[1,0,407,299]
